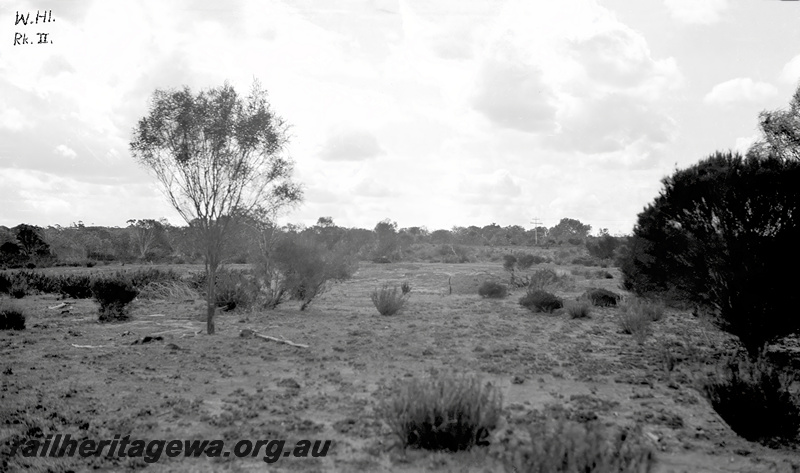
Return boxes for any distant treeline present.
[0,217,624,269]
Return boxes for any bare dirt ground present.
[1,262,799,472]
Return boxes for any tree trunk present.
[206,262,217,334]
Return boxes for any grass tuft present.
[380,373,502,451]
[371,285,408,315]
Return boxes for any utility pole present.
[530,217,542,246]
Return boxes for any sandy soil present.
[1,262,799,472]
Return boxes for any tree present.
[620,151,800,357]
[373,219,398,261]
[127,218,169,260]
[748,84,800,161]
[548,218,592,243]
[13,224,51,259]
[130,81,302,334]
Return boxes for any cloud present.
[664,0,729,25]
[472,61,556,133]
[780,55,800,84]
[352,178,397,197]
[703,78,778,105]
[54,144,77,159]
[319,130,384,161]
[0,107,33,132]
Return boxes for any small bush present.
[517,254,546,270]
[506,417,656,473]
[565,300,591,319]
[478,281,507,299]
[0,302,25,330]
[9,281,27,299]
[635,300,665,322]
[380,373,502,451]
[502,254,517,272]
[92,277,139,322]
[519,289,563,313]
[526,268,572,292]
[701,351,800,446]
[0,273,10,294]
[618,307,651,344]
[58,274,95,299]
[584,288,620,307]
[401,281,412,295]
[371,285,408,316]
[571,256,598,267]
[214,269,257,311]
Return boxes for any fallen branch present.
[71,344,111,349]
[251,331,309,348]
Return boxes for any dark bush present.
[9,282,27,299]
[586,234,620,260]
[620,151,800,357]
[519,289,563,313]
[517,254,547,269]
[401,281,411,295]
[371,285,407,316]
[372,256,392,264]
[214,269,257,312]
[91,277,139,322]
[0,273,9,294]
[0,304,25,330]
[380,373,502,451]
[502,254,517,272]
[478,281,507,299]
[58,274,95,299]
[584,288,620,307]
[701,351,800,446]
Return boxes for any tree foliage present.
[621,151,800,356]
[130,81,302,334]
[548,218,592,243]
[749,84,800,161]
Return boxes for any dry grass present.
[138,280,201,301]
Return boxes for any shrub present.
[138,280,199,301]
[506,417,656,473]
[478,281,507,299]
[380,373,502,451]
[519,289,563,313]
[586,234,620,260]
[91,277,139,322]
[58,274,95,299]
[0,273,10,294]
[565,300,591,319]
[584,288,620,307]
[571,256,598,267]
[526,268,572,292]
[0,302,25,330]
[701,351,800,445]
[636,300,665,322]
[371,285,408,316]
[401,281,411,295]
[257,236,358,311]
[213,269,258,311]
[122,268,182,289]
[517,254,546,270]
[618,306,651,344]
[620,151,800,358]
[9,281,27,299]
[502,254,517,272]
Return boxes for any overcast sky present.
[1,0,799,234]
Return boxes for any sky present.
[1,0,799,235]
